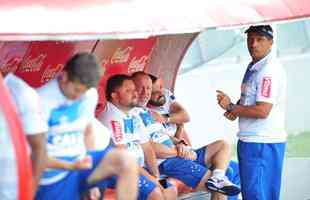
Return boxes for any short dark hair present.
[105,74,132,101]
[64,53,101,88]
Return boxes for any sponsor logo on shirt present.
[261,77,272,98]
[111,120,123,142]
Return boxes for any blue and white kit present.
[35,79,113,200]
[99,102,158,200]
[237,52,287,200]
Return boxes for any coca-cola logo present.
[0,57,21,74]
[111,47,133,64]
[128,56,148,74]
[19,54,47,72]
[41,64,64,83]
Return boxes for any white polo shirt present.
[238,53,287,143]
[4,73,48,135]
[99,102,149,166]
[130,107,174,165]
[37,79,98,185]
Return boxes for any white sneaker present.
[205,176,240,196]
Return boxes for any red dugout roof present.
[0,0,309,40]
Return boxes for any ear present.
[111,92,118,101]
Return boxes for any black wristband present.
[226,103,236,112]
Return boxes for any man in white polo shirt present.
[99,74,177,200]
[217,25,287,200]
[132,72,241,199]
[1,70,48,198]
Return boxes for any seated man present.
[35,53,139,200]
[132,72,240,199]
[147,74,240,192]
[99,74,177,200]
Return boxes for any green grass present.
[231,131,310,159]
[285,131,310,157]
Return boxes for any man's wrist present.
[226,103,236,112]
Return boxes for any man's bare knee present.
[111,149,137,173]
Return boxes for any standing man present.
[217,25,287,200]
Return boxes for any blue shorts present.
[35,147,114,200]
[237,140,286,200]
[102,174,157,200]
[159,157,207,188]
[194,146,208,168]
[36,147,157,200]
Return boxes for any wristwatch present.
[164,113,170,123]
[226,103,236,112]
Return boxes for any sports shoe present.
[205,176,241,196]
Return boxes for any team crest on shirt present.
[124,118,134,134]
[261,77,272,97]
[111,120,123,142]
[139,111,154,126]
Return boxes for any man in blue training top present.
[35,53,138,200]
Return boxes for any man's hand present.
[73,156,93,170]
[224,111,237,121]
[150,111,168,123]
[176,144,197,160]
[216,90,232,110]
[83,188,101,200]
